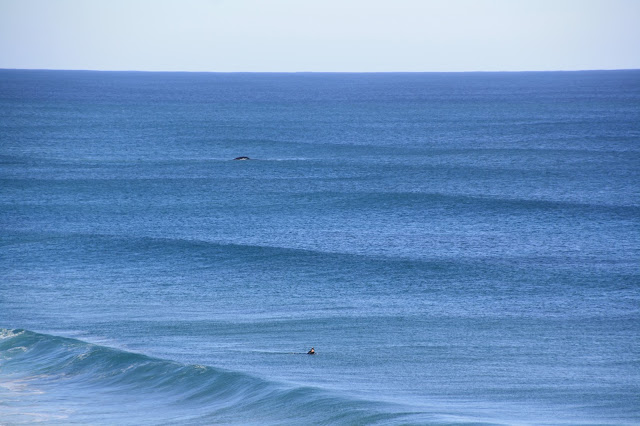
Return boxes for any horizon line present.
[1,67,639,74]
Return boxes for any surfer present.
[307,347,315,355]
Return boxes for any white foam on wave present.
[0,374,52,395]
[0,328,24,340]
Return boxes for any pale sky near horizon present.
[0,0,638,72]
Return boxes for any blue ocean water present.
[1,70,639,425]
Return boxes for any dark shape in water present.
[307,347,315,355]
[233,156,250,160]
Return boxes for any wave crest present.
[0,329,424,424]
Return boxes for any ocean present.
[1,69,639,425]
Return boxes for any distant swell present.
[0,329,423,425]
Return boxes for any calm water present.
[1,70,639,425]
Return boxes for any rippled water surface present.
[1,70,639,424]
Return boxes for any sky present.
[0,0,639,72]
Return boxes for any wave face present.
[0,329,424,425]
